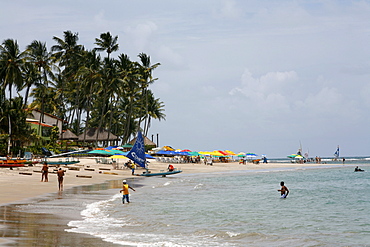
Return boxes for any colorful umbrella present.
[88,149,114,155]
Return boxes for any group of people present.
[41,159,290,204]
[40,162,65,191]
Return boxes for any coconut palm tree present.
[94,32,119,60]
[0,39,26,99]
[25,40,55,131]
[21,62,40,108]
[137,52,160,134]
[52,31,84,131]
[0,39,26,154]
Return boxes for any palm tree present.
[25,40,55,131]
[137,52,160,135]
[0,39,26,99]
[74,50,102,144]
[21,62,40,108]
[52,31,84,131]
[0,39,26,154]
[94,32,119,59]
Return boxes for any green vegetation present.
[0,31,166,155]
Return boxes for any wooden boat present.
[0,159,26,168]
[139,169,182,177]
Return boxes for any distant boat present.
[334,146,340,160]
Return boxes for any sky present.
[1,0,370,158]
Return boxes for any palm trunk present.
[7,114,11,155]
[96,91,108,146]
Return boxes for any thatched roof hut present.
[59,129,78,140]
[129,136,156,147]
[78,128,119,142]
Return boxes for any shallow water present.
[60,165,370,246]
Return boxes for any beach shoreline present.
[0,157,358,206]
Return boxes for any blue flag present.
[126,131,146,168]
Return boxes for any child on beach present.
[278,181,289,198]
[120,180,135,204]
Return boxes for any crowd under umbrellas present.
[87,145,266,167]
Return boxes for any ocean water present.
[60,165,370,247]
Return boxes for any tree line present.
[0,30,165,155]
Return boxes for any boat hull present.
[0,159,27,167]
[139,170,182,177]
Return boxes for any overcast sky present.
[2,0,370,158]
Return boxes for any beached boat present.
[0,159,26,168]
[139,169,182,177]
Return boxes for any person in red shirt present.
[168,164,174,172]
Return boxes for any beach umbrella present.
[174,151,190,156]
[110,155,129,159]
[107,149,126,155]
[217,150,230,156]
[105,146,118,150]
[224,150,236,155]
[237,152,246,157]
[164,146,175,151]
[199,151,224,156]
[88,149,114,155]
[287,154,298,158]
[155,150,176,156]
[121,143,133,148]
[188,151,201,156]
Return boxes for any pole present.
[156,133,159,147]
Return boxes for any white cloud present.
[229,69,298,115]
[124,22,158,51]
[218,0,243,19]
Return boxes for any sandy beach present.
[0,157,346,206]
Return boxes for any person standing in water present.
[278,181,289,198]
[120,180,135,204]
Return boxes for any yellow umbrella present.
[110,155,128,159]
[224,150,236,155]
[199,151,224,156]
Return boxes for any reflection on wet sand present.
[0,179,143,246]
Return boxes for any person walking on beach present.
[41,162,49,182]
[131,163,136,175]
[278,181,289,198]
[57,168,65,191]
[120,180,135,204]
